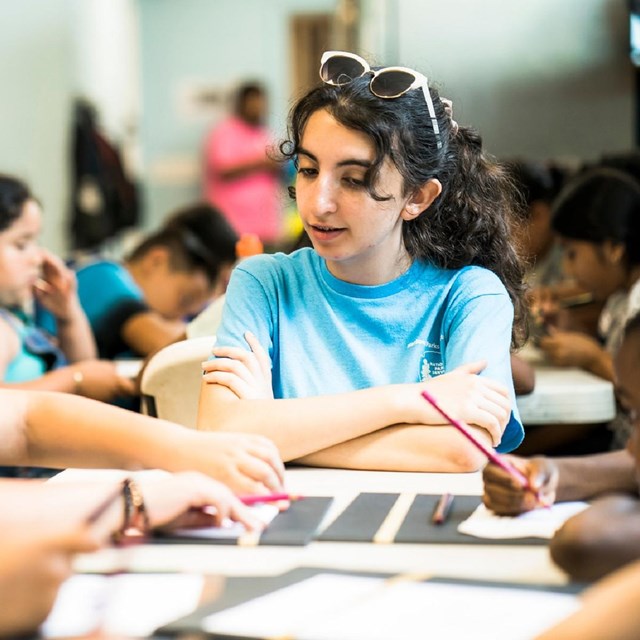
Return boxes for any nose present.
[311,175,338,216]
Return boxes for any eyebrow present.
[297,147,372,169]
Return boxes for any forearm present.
[554,451,637,502]
[0,367,80,394]
[15,391,192,469]
[584,349,614,382]
[294,424,489,472]
[55,307,97,362]
[536,559,640,640]
[197,383,403,462]
[122,313,186,356]
[550,496,640,581]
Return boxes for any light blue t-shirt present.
[216,248,523,452]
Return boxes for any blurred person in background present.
[203,81,283,247]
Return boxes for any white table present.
[516,346,616,425]
[71,467,567,587]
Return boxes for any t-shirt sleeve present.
[214,258,276,361]
[77,263,149,358]
[442,270,524,453]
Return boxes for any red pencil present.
[421,389,532,490]
[238,492,302,506]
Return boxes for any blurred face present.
[560,239,626,301]
[295,108,414,284]
[151,269,212,320]
[619,330,640,483]
[239,91,266,126]
[0,199,43,306]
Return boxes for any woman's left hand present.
[202,331,273,399]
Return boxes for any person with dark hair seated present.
[0,174,135,407]
[483,312,640,582]
[73,203,238,359]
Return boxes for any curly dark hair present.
[280,74,527,347]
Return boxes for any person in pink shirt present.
[203,82,282,244]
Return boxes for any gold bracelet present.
[72,369,84,395]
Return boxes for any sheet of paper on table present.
[170,503,279,539]
[41,573,204,638]
[202,573,582,640]
[457,501,589,539]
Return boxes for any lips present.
[308,224,345,241]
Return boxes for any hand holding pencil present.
[483,456,559,515]
[421,390,550,509]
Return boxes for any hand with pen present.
[482,455,559,515]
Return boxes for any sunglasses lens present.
[320,55,367,85]
[370,69,416,98]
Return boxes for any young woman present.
[0,175,133,401]
[198,51,527,472]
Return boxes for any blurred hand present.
[32,250,79,321]
[411,361,511,447]
[202,331,273,400]
[137,471,266,532]
[0,527,100,637]
[482,455,559,515]
[73,360,137,400]
[538,328,605,369]
[175,430,285,495]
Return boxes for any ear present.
[602,240,625,265]
[401,179,442,220]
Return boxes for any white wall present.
[0,0,634,252]
[0,0,140,254]
[385,0,633,160]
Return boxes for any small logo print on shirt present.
[408,339,444,381]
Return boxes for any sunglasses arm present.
[421,84,442,149]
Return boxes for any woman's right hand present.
[72,360,137,401]
[482,455,559,515]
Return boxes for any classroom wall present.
[0,0,139,254]
[0,0,634,252]
[137,0,338,229]
[386,0,634,160]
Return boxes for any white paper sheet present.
[457,501,590,539]
[170,503,279,539]
[202,573,582,640]
[41,573,204,638]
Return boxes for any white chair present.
[140,336,215,428]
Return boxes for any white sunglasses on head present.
[319,50,442,149]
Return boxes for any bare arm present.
[0,389,284,494]
[295,423,489,472]
[483,450,636,516]
[121,311,188,356]
[536,558,640,640]
[511,353,535,395]
[198,357,510,468]
[550,495,640,581]
[34,250,96,362]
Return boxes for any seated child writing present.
[483,311,640,582]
